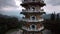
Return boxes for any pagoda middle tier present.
[20,9,45,15]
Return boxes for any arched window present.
[30,16,36,20]
[30,24,36,30]
[31,7,35,11]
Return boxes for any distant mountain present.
[42,14,51,19]
[42,13,60,20]
[0,14,11,18]
[0,14,22,21]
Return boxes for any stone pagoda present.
[20,0,46,34]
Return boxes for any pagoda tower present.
[20,0,46,34]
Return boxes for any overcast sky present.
[0,0,60,17]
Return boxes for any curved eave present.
[20,12,45,15]
[21,27,44,32]
[20,2,46,7]
[20,20,44,24]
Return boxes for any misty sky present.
[0,0,60,17]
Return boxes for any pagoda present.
[20,0,46,34]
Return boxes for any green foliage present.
[43,13,60,34]
[0,14,22,34]
[17,22,22,29]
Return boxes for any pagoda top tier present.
[21,0,46,7]
[22,0,44,3]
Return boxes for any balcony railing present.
[21,18,44,22]
[22,9,44,13]
[22,26,44,31]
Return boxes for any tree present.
[50,13,55,20]
[56,13,59,21]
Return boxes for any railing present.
[21,18,44,22]
[22,9,44,13]
[22,26,44,31]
